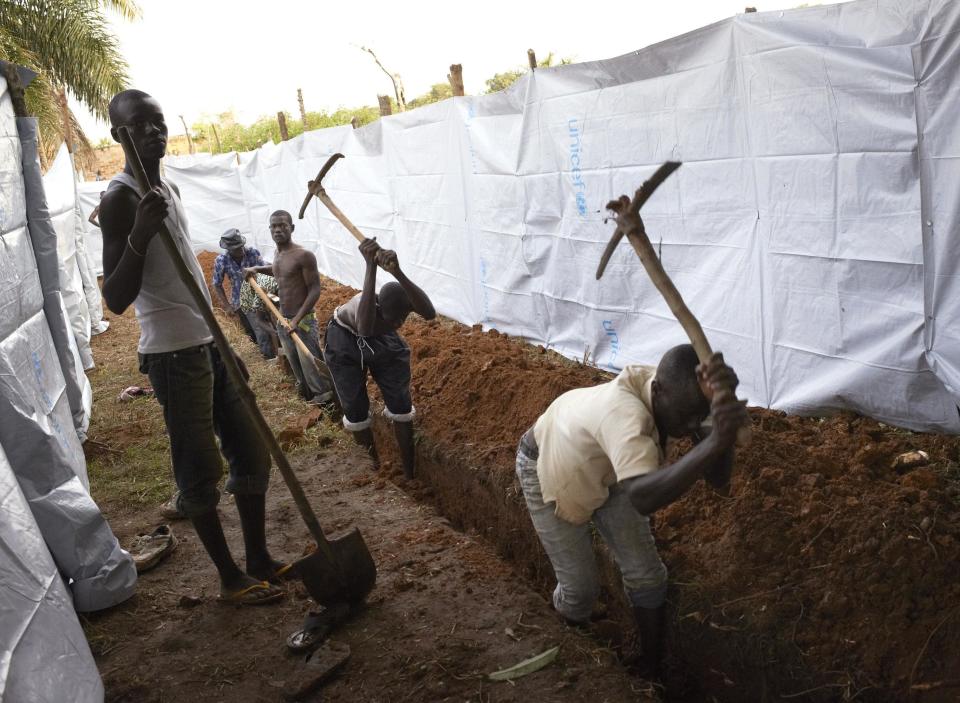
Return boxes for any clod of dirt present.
[892,449,930,471]
[178,595,203,608]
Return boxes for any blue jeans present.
[516,444,668,623]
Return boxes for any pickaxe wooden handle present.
[598,161,752,446]
[298,153,366,244]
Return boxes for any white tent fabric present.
[0,443,103,703]
[1,68,136,621]
[89,0,959,432]
[42,145,95,370]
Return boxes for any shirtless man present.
[245,211,334,403]
[323,238,436,479]
[98,89,285,605]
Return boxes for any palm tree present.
[0,0,139,167]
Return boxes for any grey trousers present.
[516,444,668,623]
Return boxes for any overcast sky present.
[75,0,823,141]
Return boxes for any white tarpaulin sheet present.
[89,0,958,432]
[42,145,95,371]
[0,443,103,703]
[1,65,135,649]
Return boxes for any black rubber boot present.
[630,604,664,681]
[351,428,380,469]
[393,421,416,480]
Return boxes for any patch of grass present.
[86,305,355,514]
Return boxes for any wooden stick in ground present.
[115,126,341,568]
[178,115,194,154]
[448,64,464,96]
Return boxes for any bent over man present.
[324,238,436,479]
[517,345,748,677]
[98,89,284,605]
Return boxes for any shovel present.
[244,274,338,406]
[117,128,376,606]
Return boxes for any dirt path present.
[89,258,960,702]
[83,307,652,702]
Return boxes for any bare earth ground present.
[83,306,652,703]
[85,256,960,702]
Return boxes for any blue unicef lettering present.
[602,320,620,370]
[568,119,587,216]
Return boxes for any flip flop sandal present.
[218,581,285,606]
[250,562,298,584]
[286,603,351,654]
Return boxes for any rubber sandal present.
[286,603,351,654]
[218,581,285,606]
[250,562,298,583]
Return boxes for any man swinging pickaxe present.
[596,161,751,470]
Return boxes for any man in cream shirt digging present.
[516,345,748,679]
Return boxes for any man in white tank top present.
[98,90,285,605]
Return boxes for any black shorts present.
[322,319,413,428]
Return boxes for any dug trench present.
[199,254,960,701]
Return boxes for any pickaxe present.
[298,153,366,243]
[596,161,751,446]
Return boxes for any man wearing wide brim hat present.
[212,228,273,358]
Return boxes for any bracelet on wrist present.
[127,235,146,257]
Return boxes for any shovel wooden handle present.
[116,127,341,568]
[245,275,316,361]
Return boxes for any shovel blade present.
[293,528,377,607]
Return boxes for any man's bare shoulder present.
[284,245,317,270]
[98,186,138,234]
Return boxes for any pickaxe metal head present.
[595,161,681,280]
[298,152,345,219]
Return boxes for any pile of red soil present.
[199,252,960,699]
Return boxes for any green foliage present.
[0,0,136,162]
[190,104,384,155]
[183,51,574,156]
[484,52,573,94]
[407,82,453,109]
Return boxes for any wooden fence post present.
[527,49,537,71]
[448,64,464,96]
[179,115,195,154]
[377,95,392,117]
[211,123,222,153]
[277,111,289,141]
[297,88,307,127]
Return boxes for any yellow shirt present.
[533,365,663,525]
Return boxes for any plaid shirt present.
[212,247,264,309]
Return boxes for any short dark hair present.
[656,344,706,406]
[108,89,153,127]
[270,210,293,224]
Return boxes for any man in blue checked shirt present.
[212,229,267,350]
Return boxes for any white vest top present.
[110,172,213,354]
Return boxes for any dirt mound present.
[308,274,960,701]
